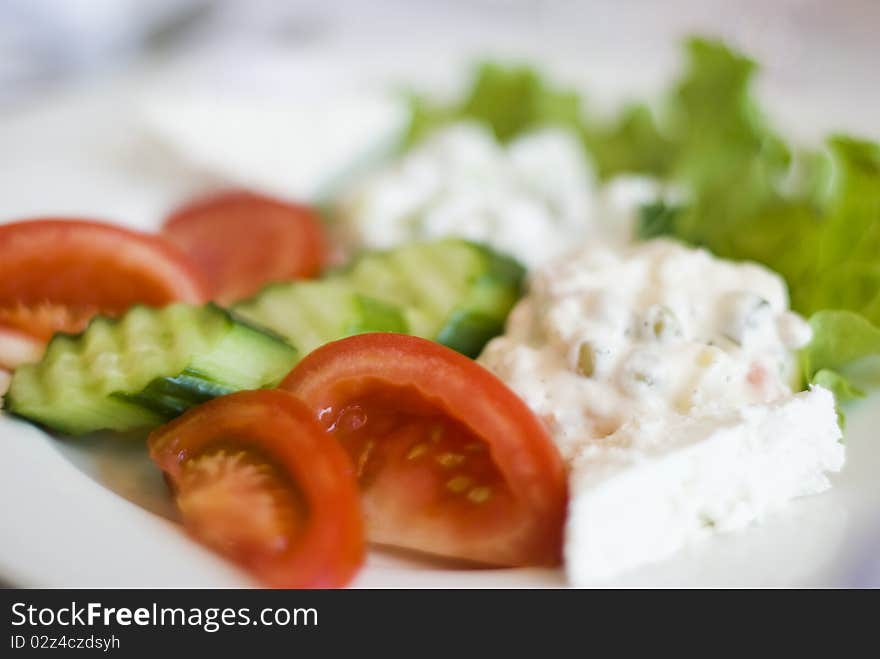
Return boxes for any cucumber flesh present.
[233,279,407,356]
[346,239,525,357]
[234,239,524,362]
[5,303,296,435]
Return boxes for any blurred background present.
[1,0,879,114]
[0,0,878,586]
[1,0,878,223]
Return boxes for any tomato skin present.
[0,302,99,343]
[0,219,208,349]
[162,190,326,303]
[0,219,208,312]
[149,390,364,589]
[281,333,568,567]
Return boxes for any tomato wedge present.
[0,302,100,343]
[148,389,364,588]
[161,190,326,303]
[0,219,208,352]
[281,333,568,567]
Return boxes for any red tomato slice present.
[0,219,208,342]
[0,302,99,342]
[161,190,326,303]
[281,333,568,567]
[148,389,364,589]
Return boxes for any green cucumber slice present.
[345,239,525,356]
[5,303,296,435]
[232,279,407,357]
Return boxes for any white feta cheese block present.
[564,386,844,585]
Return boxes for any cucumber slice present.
[233,240,523,361]
[5,303,296,435]
[345,239,525,357]
[232,279,407,357]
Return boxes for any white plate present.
[1,32,879,588]
[3,394,880,588]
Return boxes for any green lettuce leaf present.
[583,103,675,179]
[658,38,792,253]
[403,62,673,179]
[801,310,880,405]
[403,62,584,147]
[807,138,880,316]
[669,38,789,189]
[637,201,681,240]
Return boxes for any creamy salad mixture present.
[478,239,812,461]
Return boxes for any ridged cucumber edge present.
[4,303,297,435]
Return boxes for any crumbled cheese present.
[335,122,596,268]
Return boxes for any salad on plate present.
[1,37,877,588]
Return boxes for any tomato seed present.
[436,452,465,468]
[467,486,492,504]
[406,443,429,460]
[446,475,472,493]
